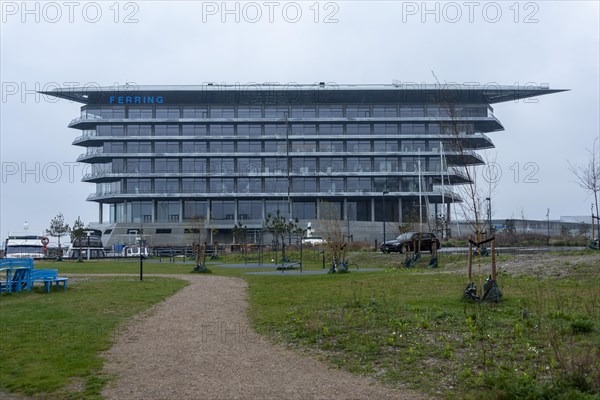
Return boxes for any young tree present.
[264,210,304,265]
[569,138,600,240]
[432,74,500,300]
[189,215,210,272]
[318,201,347,269]
[71,216,86,262]
[232,222,248,262]
[47,213,70,260]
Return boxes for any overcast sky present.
[1,0,599,237]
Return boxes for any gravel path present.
[100,274,428,400]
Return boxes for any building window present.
[318,105,344,117]
[237,141,262,153]
[346,124,371,135]
[291,178,316,193]
[210,178,234,193]
[238,200,262,220]
[291,106,316,118]
[182,159,206,173]
[126,179,152,194]
[372,105,397,117]
[183,201,207,220]
[156,201,180,222]
[166,179,179,192]
[139,159,152,173]
[373,140,399,152]
[264,124,286,135]
[128,201,152,223]
[237,106,262,118]
[211,200,235,220]
[209,158,234,173]
[264,106,289,118]
[293,201,316,219]
[210,107,235,118]
[347,200,371,221]
[318,124,344,136]
[373,124,398,135]
[291,124,316,135]
[264,158,287,174]
[291,140,316,152]
[182,178,206,193]
[264,141,286,153]
[320,177,344,193]
[265,200,290,219]
[210,141,235,153]
[182,107,208,118]
[238,178,262,193]
[293,158,316,174]
[346,105,370,117]
[319,140,343,152]
[319,157,344,173]
[374,177,399,191]
[209,125,234,136]
[346,157,371,172]
[264,178,288,193]
[237,158,262,174]
[237,124,262,137]
[347,177,371,192]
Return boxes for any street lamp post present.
[486,197,492,234]
[382,190,389,244]
[86,232,91,261]
[138,234,145,281]
[546,208,550,246]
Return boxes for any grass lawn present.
[0,277,187,399]
[2,249,599,399]
[245,252,600,399]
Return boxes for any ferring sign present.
[109,95,164,104]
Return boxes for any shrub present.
[571,319,595,334]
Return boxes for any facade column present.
[151,200,156,223]
[234,200,239,225]
[315,198,321,220]
[371,197,375,222]
[99,203,103,224]
[398,197,403,224]
[123,200,128,223]
[179,199,184,222]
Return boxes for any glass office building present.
[45,84,564,246]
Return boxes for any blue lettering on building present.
[109,95,164,104]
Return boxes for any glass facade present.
[59,85,516,228]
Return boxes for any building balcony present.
[86,189,461,202]
[444,150,485,166]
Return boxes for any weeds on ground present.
[248,266,600,399]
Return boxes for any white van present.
[124,246,149,258]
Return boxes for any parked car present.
[380,232,440,253]
[302,236,326,246]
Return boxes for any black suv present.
[380,232,441,253]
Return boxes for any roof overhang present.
[41,83,568,105]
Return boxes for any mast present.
[418,149,423,231]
